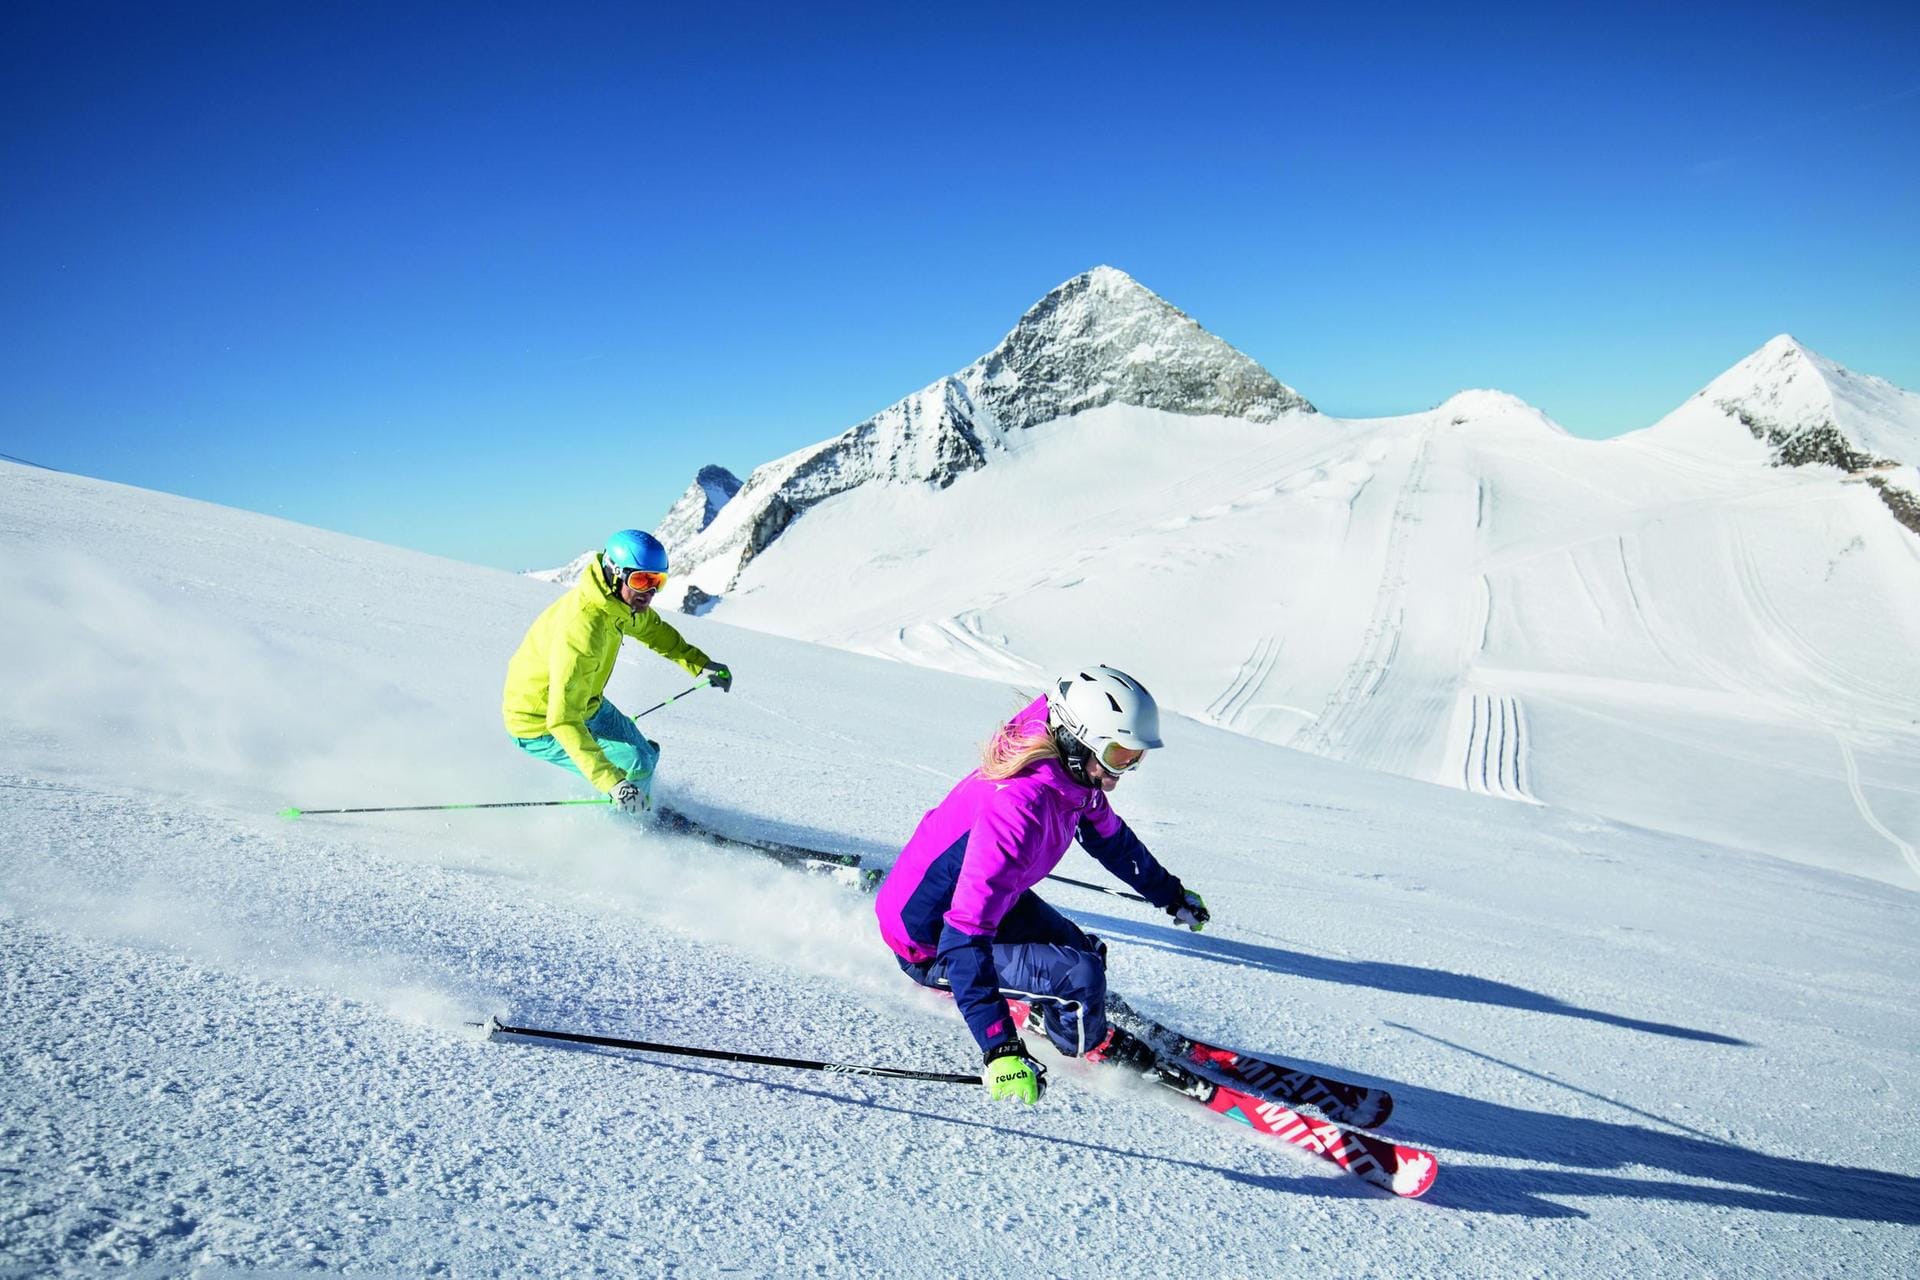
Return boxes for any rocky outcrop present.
[1720,402,1892,472]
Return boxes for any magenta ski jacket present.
[874,697,1184,1052]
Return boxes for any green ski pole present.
[280,797,611,819]
[283,677,717,818]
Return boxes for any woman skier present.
[874,666,1210,1104]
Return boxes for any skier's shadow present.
[1302,1037,1920,1223]
[491,1029,1357,1199]
[1074,908,1745,1045]
[1071,916,1920,1223]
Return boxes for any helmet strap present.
[1052,726,1094,787]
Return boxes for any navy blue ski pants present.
[900,891,1110,1057]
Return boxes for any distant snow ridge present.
[523,550,593,585]
[665,266,1314,606]
[1436,389,1569,434]
[1707,336,1915,472]
[662,380,995,605]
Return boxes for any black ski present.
[1107,993,1395,1130]
[651,804,884,892]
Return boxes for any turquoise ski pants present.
[511,698,661,802]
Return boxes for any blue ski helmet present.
[603,529,669,575]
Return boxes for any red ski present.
[1006,1000,1436,1198]
[1202,1077,1437,1198]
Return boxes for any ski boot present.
[1088,1024,1217,1102]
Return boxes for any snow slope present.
[4,461,1919,1275]
[698,377,1920,890]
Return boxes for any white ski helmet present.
[1047,666,1164,780]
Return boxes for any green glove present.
[982,1042,1047,1104]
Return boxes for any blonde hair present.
[980,721,1062,780]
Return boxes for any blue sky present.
[4,2,1916,570]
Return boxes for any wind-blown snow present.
[4,460,1917,1275]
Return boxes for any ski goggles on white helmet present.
[1096,741,1147,773]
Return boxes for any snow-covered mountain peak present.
[1082,262,1149,297]
[1638,335,1920,478]
[1698,333,1829,421]
[957,267,1315,432]
[660,268,1316,604]
[1434,388,1569,434]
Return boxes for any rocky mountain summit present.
[956,264,1313,433]
[657,266,1314,606]
[654,465,743,560]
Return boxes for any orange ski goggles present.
[622,569,668,593]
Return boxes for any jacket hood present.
[578,554,614,600]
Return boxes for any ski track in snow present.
[1292,431,1441,767]
[1205,633,1282,729]
[1701,508,1920,870]
[1459,693,1536,803]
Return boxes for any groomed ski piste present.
[4,458,1918,1276]
[696,357,1920,892]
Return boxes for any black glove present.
[1166,888,1209,932]
[705,662,732,693]
[610,779,648,816]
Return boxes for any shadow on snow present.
[1073,912,1920,1223]
[1081,911,1747,1044]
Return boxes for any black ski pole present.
[480,1017,977,1084]
[632,676,712,722]
[1043,873,1148,903]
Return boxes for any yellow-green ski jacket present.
[501,556,710,792]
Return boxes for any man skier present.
[874,666,1209,1104]
[502,529,731,814]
